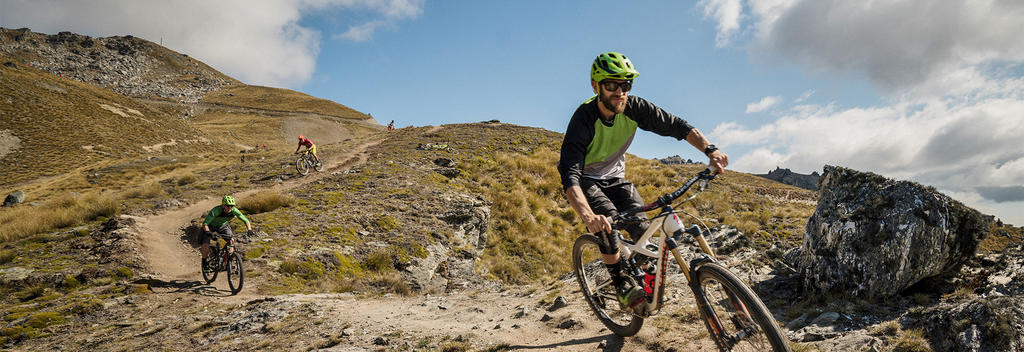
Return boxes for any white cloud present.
[794,89,814,103]
[698,0,743,48]
[0,0,425,87]
[335,21,386,42]
[746,0,1024,91]
[745,95,781,113]
[699,0,1024,224]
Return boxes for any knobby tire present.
[572,234,643,337]
[296,156,310,175]
[694,262,790,352]
[227,252,244,294]
[202,251,218,284]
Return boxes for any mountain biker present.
[387,120,395,131]
[557,52,729,309]
[201,196,253,273]
[295,135,320,165]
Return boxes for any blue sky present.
[3,0,1024,225]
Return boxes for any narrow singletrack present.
[136,139,382,285]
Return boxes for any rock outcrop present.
[0,28,233,103]
[657,155,699,165]
[797,165,990,299]
[756,167,820,190]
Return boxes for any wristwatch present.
[704,144,718,157]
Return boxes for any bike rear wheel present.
[296,156,310,175]
[694,262,790,352]
[226,252,244,294]
[572,234,643,336]
[314,159,324,172]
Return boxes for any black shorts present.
[201,224,234,243]
[581,177,650,253]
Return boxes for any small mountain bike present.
[572,168,790,351]
[202,232,244,294]
[295,149,324,175]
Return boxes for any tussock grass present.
[202,85,370,119]
[0,193,118,242]
[238,191,295,214]
[893,329,931,352]
[466,147,816,283]
[122,183,165,199]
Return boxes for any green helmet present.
[590,52,639,83]
[222,195,236,206]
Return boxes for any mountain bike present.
[572,168,790,351]
[295,149,324,175]
[202,232,244,294]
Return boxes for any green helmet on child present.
[590,52,639,83]
[222,196,236,206]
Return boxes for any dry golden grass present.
[892,329,932,352]
[0,192,117,241]
[238,191,295,214]
[0,53,210,186]
[464,147,818,283]
[202,85,370,119]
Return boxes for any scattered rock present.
[540,314,553,322]
[557,318,582,329]
[374,336,389,345]
[3,190,25,206]
[548,296,568,311]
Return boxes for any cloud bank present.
[699,0,1024,224]
[0,0,425,87]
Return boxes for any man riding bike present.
[201,196,253,273]
[557,52,729,309]
[294,135,320,165]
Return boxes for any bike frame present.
[616,206,717,315]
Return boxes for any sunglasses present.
[600,80,633,92]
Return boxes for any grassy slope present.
[0,54,211,186]
[202,85,372,120]
[244,122,821,294]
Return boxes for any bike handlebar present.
[614,168,717,221]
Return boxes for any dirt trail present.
[136,140,381,284]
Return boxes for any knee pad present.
[598,230,620,255]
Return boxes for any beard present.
[599,91,627,115]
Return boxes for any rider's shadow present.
[505,333,624,351]
[134,278,233,297]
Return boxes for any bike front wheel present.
[296,157,310,175]
[694,262,790,352]
[202,256,218,284]
[226,252,244,294]
[572,234,643,337]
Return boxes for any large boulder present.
[797,165,989,299]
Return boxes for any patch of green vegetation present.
[113,267,133,279]
[279,258,326,280]
[245,246,266,259]
[0,249,15,265]
[375,215,400,231]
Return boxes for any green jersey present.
[203,206,250,228]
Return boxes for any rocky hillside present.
[756,166,820,190]
[2,28,1023,352]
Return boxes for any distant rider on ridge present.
[295,135,321,166]
[557,52,729,309]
